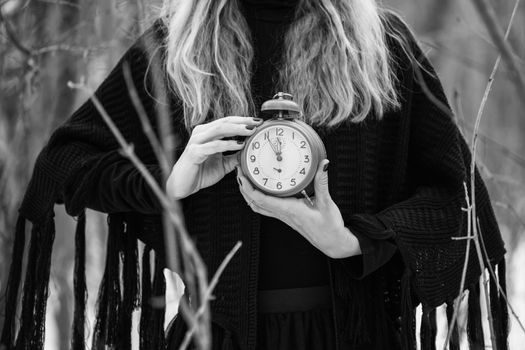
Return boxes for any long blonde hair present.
[161,0,401,131]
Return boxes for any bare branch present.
[179,241,243,350]
[33,44,108,56]
[470,0,520,162]
[470,0,525,98]
[451,236,475,241]
[448,1,523,349]
[67,80,227,350]
[493,201,525,231]
[456,118,525,170]
[444,182,473,348]
[476,158,525,191]
[413,57,455,120]
[452,90,466,135]
[470,213,497,350]
[122,62,170,175]
[36,0,80,8]
[0,9,32,56]
[476,217,525,335]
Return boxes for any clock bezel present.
[239,119,325,198]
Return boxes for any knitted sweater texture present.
[1,12,507,350]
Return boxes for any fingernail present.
[323,161,330,172]
[246,125,256,130]
[237,176,243,186]
[253,117,262,122]
[237,140,244,144]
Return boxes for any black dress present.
[166,1,391,349]
[242,2,336,349]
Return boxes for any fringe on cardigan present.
[0,211,510,350]
[16,212,55,350]
[0,216,26,348]
[398,261,509,350]
[0,211,166,350]
[140,245,167,350]
[400,268,416,349]
[445,301,460,350]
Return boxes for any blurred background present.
[0,0,524,349]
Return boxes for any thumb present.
[314,159,330,204]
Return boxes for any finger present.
[236,167,307,211]
[190,140,245,163]
[236,178,279,218]
[192,122,258,144]
[314,159,331,206]
[219,116,263,125]
[191,116,261,138]
[235,173,262,207]
[236,171,265,203]
[236,170,299,215]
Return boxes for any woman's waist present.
[257,285,332,313]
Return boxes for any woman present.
[1,0,508,349]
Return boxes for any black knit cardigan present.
[1,14,508,350]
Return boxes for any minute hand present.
[268,138,279,155]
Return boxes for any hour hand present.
[273,167,282,173]
[276,138,283,161]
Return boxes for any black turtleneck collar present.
[241,0,300,23]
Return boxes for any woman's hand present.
[236,159,361,259]
[166,116,263,200]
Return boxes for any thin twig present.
[67,81,187,236]
[37,0,81,8]
[444,1,521,346]
[470,0,520,163]
[493,202,525,231]
[470,0,525,98]
[0,9,32,56]
[460,1,521,349]
[452,90,466,134]
[126,26,210,346]
[473,160,525,241]
[123,58,191,338]
[413,61,455,119]
[67,81,219,349]
[179,241,243,350]
[33,44,108,56]
[136,0,145,34]
[451,236,475,241]
[444,182,473,348]
[470,212,497,350]
[128,25,212,346]
[138,36,212,347]
[476,159,524,190]
[476,217,525,335]
[122,62,170,175]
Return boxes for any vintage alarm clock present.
[239,92,327,201]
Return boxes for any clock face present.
[244,124,313,194]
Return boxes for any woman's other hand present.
[166,116,263,200]
[236,159,361,259]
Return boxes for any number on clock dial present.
[246,125,312,192]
